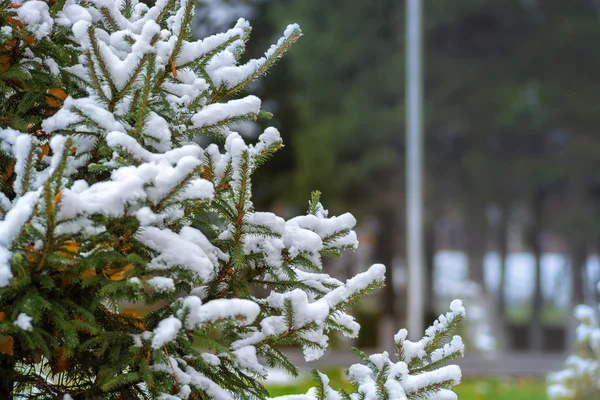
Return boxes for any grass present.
[266,375,548,399]
[454,377,547,400]
[507,304,569,326]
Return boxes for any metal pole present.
[406,0,424,341]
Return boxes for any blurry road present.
[283,350,565,378]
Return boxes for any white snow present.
[43,58,60,76]
[177,296,260,329]
[151,315,182,348]
[137,227,217,281]
[148,276,176,292]
[233,345,267,376]
[0,247,12,288]
[56,4,92,27]
[0,191,40,287]
[191,96,261,130]
[177,18,248,67]
[176,178,215,201]
[15,313,33,331]
[201,352,220,366]
[43,97,127,134]
[144,112,173,152]
[15,1,53,40]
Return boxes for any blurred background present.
[193,0,600,397]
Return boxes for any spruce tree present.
[1,1,466,398]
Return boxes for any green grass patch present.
[454,377,547,400]
[507,305,568,326]
[267,375,548,399]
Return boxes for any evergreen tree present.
[0,1,466,398]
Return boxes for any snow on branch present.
[273,302,466,400]
[206,23,302,91]
[191,95,262,133]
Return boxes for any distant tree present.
[266,0,600,351]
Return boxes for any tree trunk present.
[496,210,509,349]
[424,221,437,327]
[571,245,586,307]
[528,190,544,352]
[374,207,397,350]
[565,244,587,352]
[466,212,487,290]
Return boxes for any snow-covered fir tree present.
[548,284,600,399]
[0,0,466,398]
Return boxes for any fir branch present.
[322,229,353,246]
[70,106,103,131]
[83,50,109,104]
[308,191,322,215]
[152,168,199,212]
[233,151,252,241]
[111,53,149,111]
[330,280,385,315]
[120,0,134,19]
[250,280,326,297]
[211,197,237,225]
[260,347,299,377]
[133,52,157,140]
[87,26,117,98]
[155,0,178,27]
[155,0,194,78]
[212,27,302,102]
[394,341,405,367]
[215,162,233,192]
[252,141,283,173]
[18,138,36,195]
[35,139,72,272]
[186,111,260,138]
[423,314,465,356]
[312,369,326,400]
[406,379,457,400]
[411,347,464,375]
[350,347,379,373]
[99,7,119,32]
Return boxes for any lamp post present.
[406,0,424,341]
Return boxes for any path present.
[283,350,565,377]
